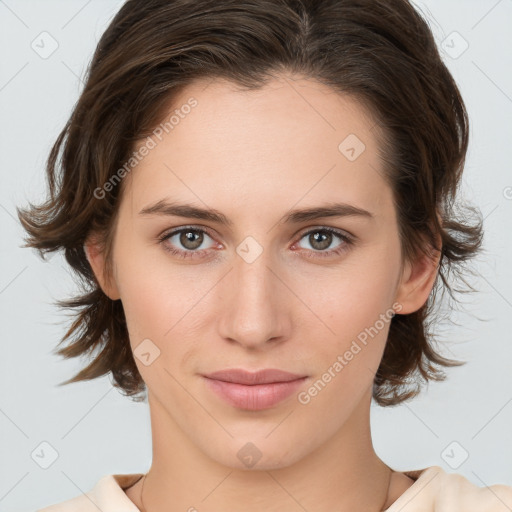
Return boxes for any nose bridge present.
[218,240,288,348]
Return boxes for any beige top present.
[37,465,512,511]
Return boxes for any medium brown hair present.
[17,0,484,406]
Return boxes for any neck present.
[134,389,393,512]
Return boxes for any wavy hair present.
[17,0,484,406]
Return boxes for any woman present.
[18,0,512,510]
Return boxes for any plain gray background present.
[1,0,511,510]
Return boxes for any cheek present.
[113,236,183,332]
[113,243,212,368]
[308,259,398,342]
[297,251,398,390]
[116,263,167,342]
[304,296,393,410]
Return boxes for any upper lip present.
[202,369,307,385]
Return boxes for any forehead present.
[165,75,381,165]
[124,74,392,223]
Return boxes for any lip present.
[201,369,308,411]
[202,368,306,385]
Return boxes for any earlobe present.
[84,237,121,300]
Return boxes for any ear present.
[393,232,442,315]
[84,235,120,300]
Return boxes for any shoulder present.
[433,467,512,511]
[36,474,143,512]
[386,466,512,512]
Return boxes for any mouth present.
[201,368,308,410]
[202,368,307,385]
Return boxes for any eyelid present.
[158,224,219,243]
[295,225,354,241]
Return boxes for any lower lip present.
[203,377,307,411]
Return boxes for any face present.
[88,74,436,471]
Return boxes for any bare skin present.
[87,73,439,512]
[124,468,415,510]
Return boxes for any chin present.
[205,435,308,471]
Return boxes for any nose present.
[217,247,291,350]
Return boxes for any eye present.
[158,226,218,259]
[293,227,354,258]
[157,225,354,260]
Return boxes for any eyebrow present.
[139,199,374,225]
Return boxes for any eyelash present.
[157,226,354,260]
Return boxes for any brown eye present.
[158,227,217,259]
[295,227,354,258]
[308,231,333,251]
[179,230,204,250]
